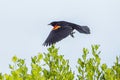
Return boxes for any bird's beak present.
[48,24,51,25]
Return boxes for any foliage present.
[0,45,120,80]
[77,45,120,80]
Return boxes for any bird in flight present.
[43,21,90,46]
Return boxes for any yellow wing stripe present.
[52,26,61,30]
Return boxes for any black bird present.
[43,21,90,46]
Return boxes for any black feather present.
[74,25,90,34]
[43,26,73,46]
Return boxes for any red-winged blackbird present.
[43,21,90,46]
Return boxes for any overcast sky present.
[0,0,120,74]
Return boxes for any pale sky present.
[0,0,120,74]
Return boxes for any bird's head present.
[48,21,59,26]
[48,21,62,30]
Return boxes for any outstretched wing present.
[43,27,73,46]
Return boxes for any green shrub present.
[0,45,120,80]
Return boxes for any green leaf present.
[12,56,18,63]
[101,64,107,71]
[9,65,14,69]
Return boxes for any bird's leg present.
[70,31,75,38]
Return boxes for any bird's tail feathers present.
[76,25,90,34]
